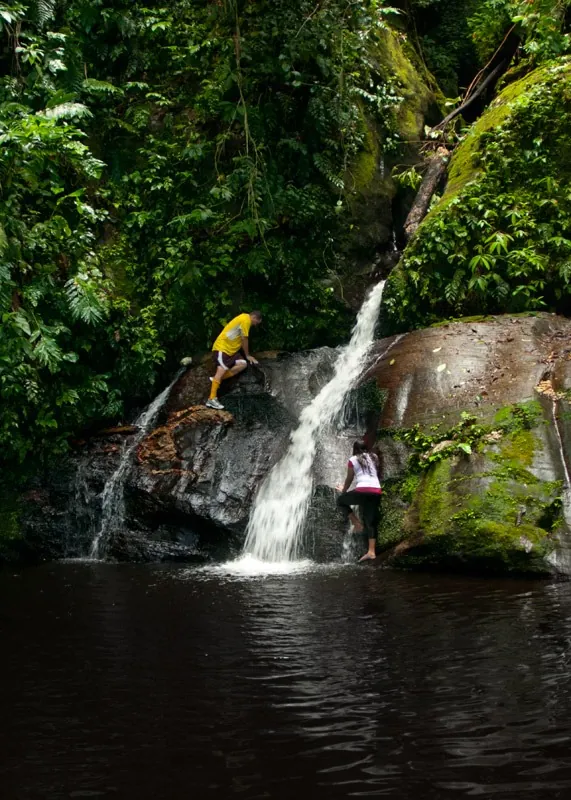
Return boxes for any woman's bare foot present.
[359,552,376,562]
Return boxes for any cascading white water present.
[243,280,388,563]
[88,372,182,559]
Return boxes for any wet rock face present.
[125,347,358,562]
[15,349,347,563]
[131,397,295,536]
[17,436,127,561]
[369,314,571,575]
[371,314,571,429]
[13,313,571,573]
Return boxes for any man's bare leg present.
[221,360,247,381]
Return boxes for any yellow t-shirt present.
[212,313,252,356]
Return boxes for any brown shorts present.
[212,350,247,370]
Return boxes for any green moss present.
[493,400,542,431]
[451,518,553,572]
[400,473,421,503]
[377,28,435,144]
[376,397,566,574]
[417,458,453,537]
[350,149,377,193]
[386,402,561,573]
[378,498,408,550]
[498,429,535,467]
[430,314,494,327]
[494,406,516,427]
[348,115,382,195]
[442,103,511,203]
[377,473,421,549]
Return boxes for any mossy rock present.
[377,404,564,575]
[385,56,571,329]
[441,59,571,208]
[342,28,438,264]
[376,28,442,147]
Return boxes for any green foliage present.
[408,0,571,96]
[408,0,484,96]
[386,401,542,475]
[393,165,423,191]
[0,0,416,474]
[385,59,571,328]
[392,411,487,468]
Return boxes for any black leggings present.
[337,491,381,538]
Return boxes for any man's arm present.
[241,336,258,365]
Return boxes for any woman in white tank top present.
[337,441,382,561]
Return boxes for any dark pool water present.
[2,563,571,799]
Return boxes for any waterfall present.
[88,371,182,559]
[243,280,387,563]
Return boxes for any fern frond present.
[444,269,466,305]
[42,103,92,120]
[82,79,124,97]
[0,222,7,256]
[313,153,344,190]
[0,262,14,312]
[65,275,106,325]
[35,0,57,28]
[34,333,63,372]
[559,260,571,284]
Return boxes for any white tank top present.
[349,454,381,493]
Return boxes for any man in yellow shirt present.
[206,310,262,410]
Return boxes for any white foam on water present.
[243,280,388,563]
[199,554,318,578]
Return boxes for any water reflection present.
[3,565,571,798]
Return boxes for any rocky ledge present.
[8,312,571,575]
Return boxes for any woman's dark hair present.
[352,440,378,474]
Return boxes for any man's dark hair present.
[250,310,263,320]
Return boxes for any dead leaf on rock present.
[535,379,565,400]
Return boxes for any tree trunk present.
[403,147,449,241]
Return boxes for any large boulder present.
[120,349,364,562]
[369,313,571,575]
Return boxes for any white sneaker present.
[206,398,224,410]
